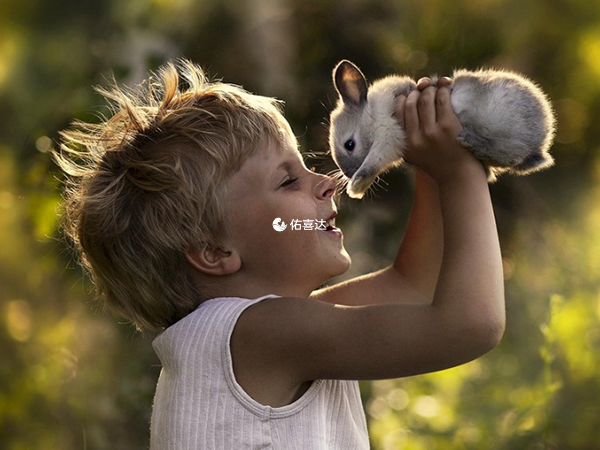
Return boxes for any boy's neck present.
[194,270,317,302]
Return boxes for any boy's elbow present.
[469,309,506,355]
[481,315,505,351]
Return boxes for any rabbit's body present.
[329,61,556,199]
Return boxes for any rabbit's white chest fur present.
[329,61,556,199]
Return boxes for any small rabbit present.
[329,60,556,198]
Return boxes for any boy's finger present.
[437,76,452,87]
[417,86,437,128]
[404,90,420,132]
[436,87,463,129]
[416,77,431,91]
[435,87,452,113]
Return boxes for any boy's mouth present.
[321,212,342,235]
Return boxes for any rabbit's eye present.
[344,139,356,151]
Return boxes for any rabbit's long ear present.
[333,60,368,106]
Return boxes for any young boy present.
[56,59,505,449]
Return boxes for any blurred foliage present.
[1,0,600,448]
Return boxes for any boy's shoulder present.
[153,295,278,351]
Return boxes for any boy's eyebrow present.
[270,148,307,177]
[276,161,292,170]
[275,157,303,173]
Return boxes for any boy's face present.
[223,133,351,297]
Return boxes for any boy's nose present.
[314,174,336,199]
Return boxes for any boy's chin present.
[326,251,352,279]
[340,251,352,272]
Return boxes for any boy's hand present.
[395,78,484,184]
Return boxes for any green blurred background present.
[1,0,600,448]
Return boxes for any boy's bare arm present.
[232,86,505,397]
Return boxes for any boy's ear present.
[185,244,241,276]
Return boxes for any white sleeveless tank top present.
[150,295,370,449]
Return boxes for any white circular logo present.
[272,218,287,232]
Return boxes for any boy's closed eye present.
[279,176,299,188]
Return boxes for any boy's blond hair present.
[55,59,294,331]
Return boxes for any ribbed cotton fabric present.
[150,295,370,450]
